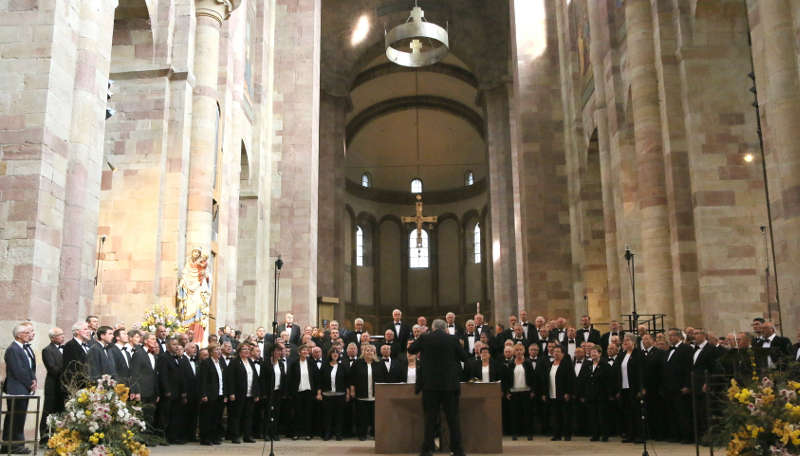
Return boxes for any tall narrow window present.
[473,223,481,264]
[410,178,423,194]
[361,173,371,188]
[356,226,364,266]
[465,170,474,186]
[409,229,429,268]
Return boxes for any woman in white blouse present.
[504,343,535,441]
[317,347,350,441]
[349,344,379,441]
[404,351,418,384]
[543,346,574,441]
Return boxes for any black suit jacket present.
[3,342,36,395]
[460,332,480,357]
[277,324,301,346]
[576,327,602,345]
[224,357,261,399]
[599,331,625,351]
[755,335,792,370]
[584,361,612,401]
[198,358,224,400]
[641,347,664,393]
[662,342,693,393]
[408,330,468,391]
[318,362,350,393]
[179,355,200,399]
[467,358,502,382]
[287,359,318,394]
[129,350,158,398]
[616,349,645,393]
[108,345,131,385]
[87,344,117,381]
[261,359,288,399]
[349,359,379,398]
[61,338,89,390]
[375,357,405,383]
[475,324,493,339]
[386,321,412,352]
[691,343,719,388]
[544,360,575,399]
[344,330,366,348]
[157,352,185,399]
[42,343,63,401]
[501,360,536,394]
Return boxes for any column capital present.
[195,0,241,26]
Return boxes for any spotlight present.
[744,153,754,163]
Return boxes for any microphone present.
[624,246,633,262]
[275,255,283,270]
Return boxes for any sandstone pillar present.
[317,92,347,322]
[758,0,800,336]
[483,84,519,321]
[186,0,239,250]
[625,0,674,320]
[269,0,321,326]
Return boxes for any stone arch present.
[240,140,250,183]
[112,0,157,72]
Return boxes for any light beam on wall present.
[493,239,501,263]
[351,15,370,46]
[514,0,547,60]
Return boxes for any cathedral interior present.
[1,0,799,340]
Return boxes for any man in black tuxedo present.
[600,320,625,352]
[508,323,530,348]
[518,310,533,341]
[40,327,65,444]
[549,317,568,343]
[640,334,665,440]
[576,315,601,346]
[87,326,117,381]
[277,312,301,346]
[382,329,401,359]
[792,328,800,365]
[157,337,187,444]
[387,309,412,353]
[130,334,160,436]
[691,330,718,438]
[86,315,100,346]
[473,312,492,339]
[62,321,92,391]
[345,318,366,348]
[444,312,462,337]
[2,323,37,454]
[751,317,765,346]
[662,328,693,443]
[109,328,131,385]
[460,320,478,357]
[408,319,468,456]
[756,321,792,372]
[155,325,169,355]
[376,344,404,382]
[180,342,201,442]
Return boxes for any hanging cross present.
[410,39,423,54]
[402,194,437,248]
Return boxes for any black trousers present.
[2,397,28,449]
[620,389,641,440]
[157,396,183,442]
[422,390,463,454]
[266,390,282,438]
[199,396,224,442]
[183,396,199,442]
[228,397,256,441]
[644,391,664,440]
[39,388,64,440]
[571,398,588,435]
[665,390,692,442]
[343,397,356,436]
[252,397,265,438]
[294,390,314,437]
[606,396,621,435]
[140,396,158,435]
[322,394,345,438]
[279,396,293,435]
[587,399,608,439]
[548,398,570,439]
[355,399,375,438]
[508,392,531,437]
[534,396,548,434]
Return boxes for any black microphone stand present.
[625,247,649,456]
[265,256,283,456]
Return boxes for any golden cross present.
[402,194,437,248]
[410,39,423,54]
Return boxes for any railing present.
[0,391,40,455]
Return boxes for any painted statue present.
[177,248,211,343]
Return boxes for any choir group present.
[3,309,799,454]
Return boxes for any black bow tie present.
[58,345,64,350]
[576,360,582,364]
[190,357,197,362]
[23,343,31,349]
[122,346,128,351]
[383,358,390,362]
[569,340,576,344]
[449,325,454,328]
[82,343,90,349]
[467,333,474,337]
[257,339,264,343]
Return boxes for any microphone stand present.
[625,247,649,456]
[265,256,283,456]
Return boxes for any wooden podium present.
[374,382,503,454]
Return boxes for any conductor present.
[408,319,468,456]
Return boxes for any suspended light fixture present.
[385,1,449,67]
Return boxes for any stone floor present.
[149,437,704,455]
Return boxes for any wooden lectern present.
[374,382,502,454]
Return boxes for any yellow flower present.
[735,388,753,403]
[85,410,92,416]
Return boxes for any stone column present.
[483,84,519,321]
[186,0,239,249]
[758,0,800,336]
[317,92,347,321]
[625,0,674,319]
[269,0,321,327]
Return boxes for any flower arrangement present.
[46,375,149,456]
[720,376,800,456]
[140,305,183,335]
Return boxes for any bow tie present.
[58,345,64,350]
[575,360,582,364]
[569,340,576,344]
[257,339,264,343]
[122,346,128,351]
[190,357,197,362]
[23,343,31,349]
[82,343,90,349]
[383,358,390,362]
[467,333,474,337]
[448,325,455,328]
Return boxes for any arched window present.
[473,223,481,264]
[409,229,429,268]
[410,178,423,194]
[361,172,371,188]
[356,226,364,266]
[465,170,474,186]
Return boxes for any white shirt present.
[184,354,196,375]
[795,346,800,362]
[330,364,338,393]
[467,334,475,354]
[15,341,32,369]
[481,365,490,383]
[621,352,631,389]
[512,364,527,390]
[273,361,282,390]
[522,323,529,338]
[567,340,576,358]
[763,334,776,369]
[298,360,311,392]
[243,360,254,397]
[667,341,682,362]
[254,361,261,376]
[213,359,224,396]
[582,328,591,341]
[549,364,558,399]
[406,366,417,384]
[447,325,456,335]
[367,363,374,399]
[574,360,583,377]
[148,352,156,370]
[693,341,707,364]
